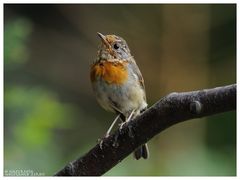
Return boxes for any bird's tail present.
[133,143,149,160]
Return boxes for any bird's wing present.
[128,60,147,101]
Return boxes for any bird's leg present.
[105,114,120,137]
[119,109,135,131]
[126,109,136,122]
[98,114,120,149]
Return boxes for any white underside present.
[92,77,147,116]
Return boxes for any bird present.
[90,32,149,160]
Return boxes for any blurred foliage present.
[4,16,77,175]
[4,86,77,175]
[5,86,74,148]
[4,4,236,176]
[4,18,31,66]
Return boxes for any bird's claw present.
[97,134,110,149]
[119,122,126,132]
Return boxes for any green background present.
[4,4,236,176]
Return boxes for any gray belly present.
[92,79,147,115]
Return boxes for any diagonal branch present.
[55,84,236,176]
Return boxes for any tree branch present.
[55,84,236,176]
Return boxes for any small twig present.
[55,84,236,176]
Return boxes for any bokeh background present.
[4,4,236,176]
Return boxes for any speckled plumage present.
[90,33,149,159]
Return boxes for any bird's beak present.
[97,32,109,47]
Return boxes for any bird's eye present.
[113,43,119,50]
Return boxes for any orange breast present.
[90,61,128,85]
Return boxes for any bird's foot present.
[119,122,127,132]
[97,133,110,149]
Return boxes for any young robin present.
[90,32,149,160]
